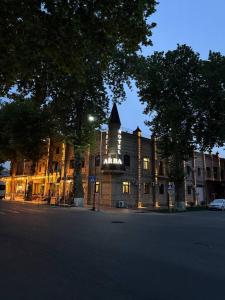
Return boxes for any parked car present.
[208,199,225,210]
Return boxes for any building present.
[1,104,225,208]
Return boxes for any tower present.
[103,103,123,165]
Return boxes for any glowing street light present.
[88,115,95,122]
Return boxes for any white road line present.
[1,209,20,214]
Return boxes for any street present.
[0,201,225,300]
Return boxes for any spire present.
[133,126,142,135]
[108,103,121,128]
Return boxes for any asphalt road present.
[1,201,225,300]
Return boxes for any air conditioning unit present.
[117,200,125,208]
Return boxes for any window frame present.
[122,181,130,194]
[143,157,150,170]
[144,182,150,194]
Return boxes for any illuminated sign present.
[117,130,122,155]
[103,158,122,165]
[104,129,122,164]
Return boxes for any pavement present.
[1,200,225,300]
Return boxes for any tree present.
[194,52,225,150]
[0,0,158,204]
[0,100,51,173]
[136,45,206,210]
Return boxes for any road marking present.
[1,209,20,214]
[0,211,6,215]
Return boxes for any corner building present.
[1,104,225,208]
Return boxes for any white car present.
[208,199,225,210]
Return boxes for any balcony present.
[101,163,125,174]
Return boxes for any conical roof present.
[108,103,121,127]
[133,126,142,134]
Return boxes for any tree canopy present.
[136,44,225,208]
[0,0,158,201]
[0,100,51,171]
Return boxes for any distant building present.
[1,104,225,208]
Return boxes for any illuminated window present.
[143,158,150,170]
[122,181,130,194]
[144,183,150,194]
[95,182,100,193]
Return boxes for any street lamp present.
[88,115,95,122]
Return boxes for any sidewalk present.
[2,198,47,205]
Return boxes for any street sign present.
[168,182,174,191]
[89,175,96,183]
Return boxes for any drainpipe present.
[151,135,159,208]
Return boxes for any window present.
[159,161,164,176]
[52,161,59,172]
[159,184,164,194]
[206,167,211,178]
[124,154,130,167]
[186,166,191,176]
[54,162,59,172]
[144,183,150,194]
[69,160,74,169]
[198,168,201,176]
[187,186,192,195]
[56,147,60,154]
[95,155,100,167]
[221,170,224,180]
[122,181,130,194]
[0,185,6,191]
[95,182,100,193]
[213,167,218,179]
[82,160,85,168]
[143,158,150,170]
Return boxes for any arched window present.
[124,154,130,167]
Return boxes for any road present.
[0,201,225,300]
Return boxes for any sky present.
[117,0,225,153]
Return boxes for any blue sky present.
[117,0,225,153]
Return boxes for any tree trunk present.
[174,158,186,211]
[175,180,186,211]
[169,153,186,211]
[73,145,84,207]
